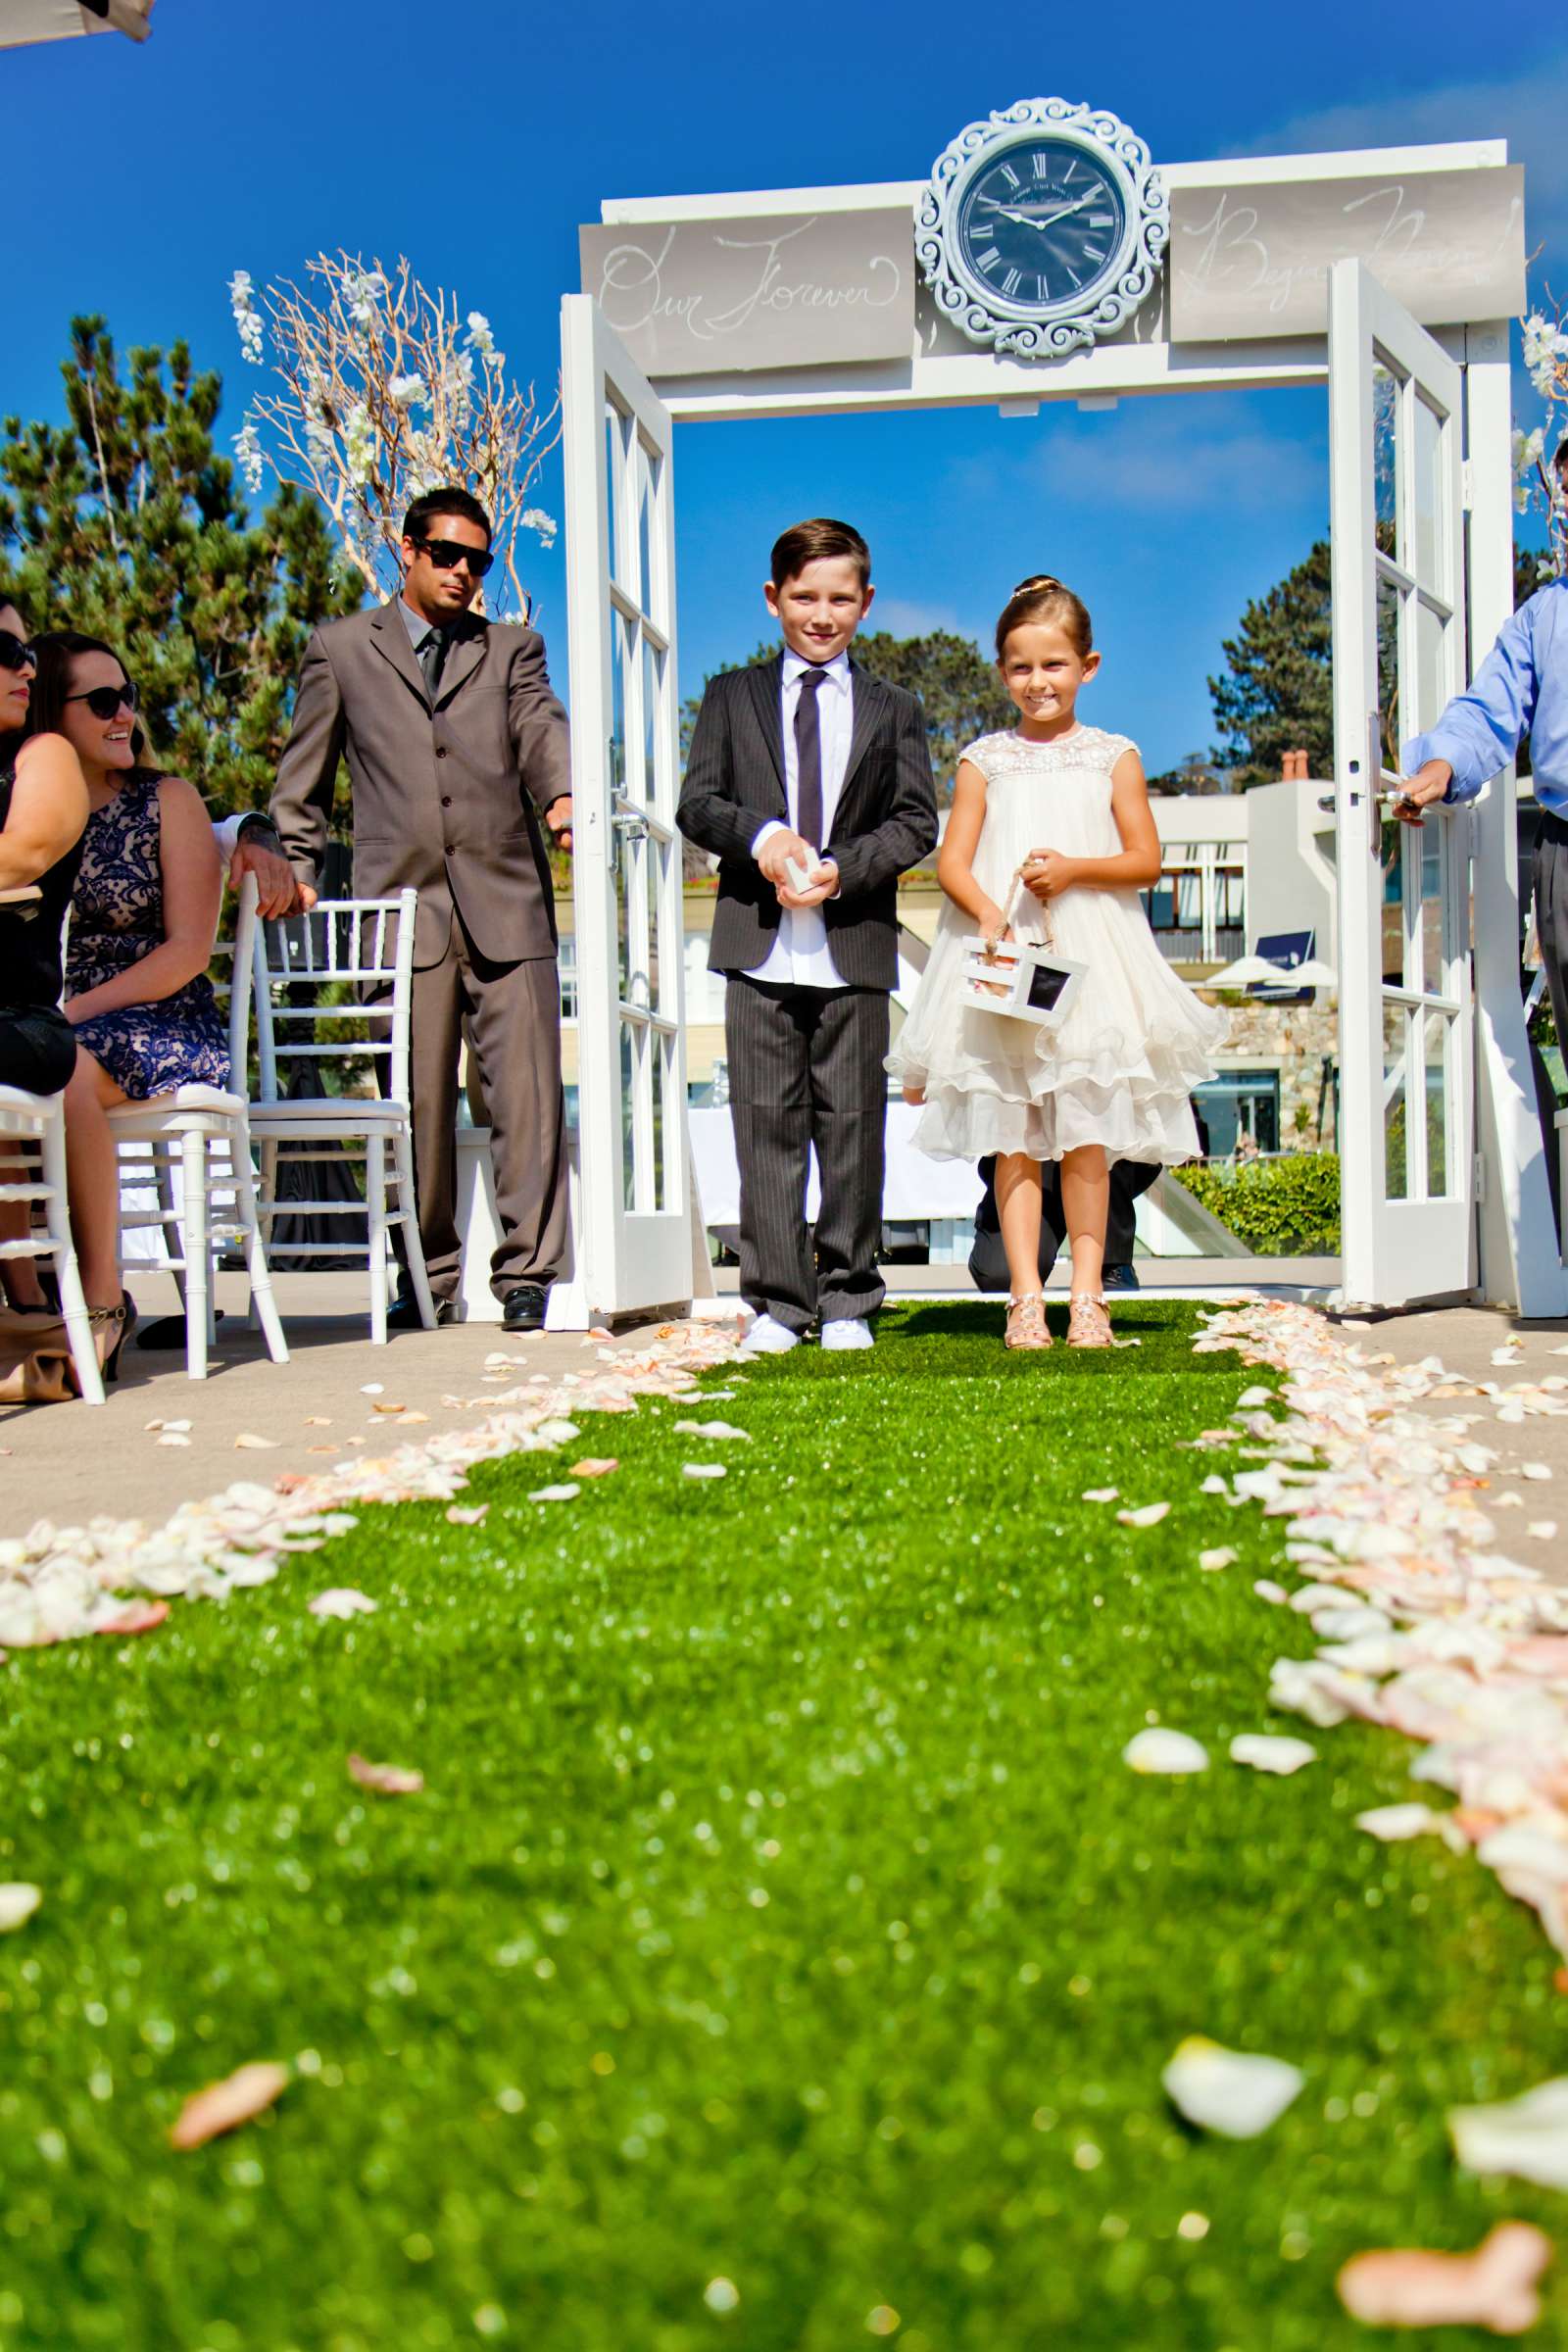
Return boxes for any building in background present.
[0,0,152,47]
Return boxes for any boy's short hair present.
[770,516,871,589]
[403,486,493,545]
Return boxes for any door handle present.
[612,810,649,844]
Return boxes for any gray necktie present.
[418,626,448,703]
[794,666,826,851]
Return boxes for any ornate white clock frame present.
[553,129,1563,1326]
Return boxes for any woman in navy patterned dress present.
[28,633,226,1372]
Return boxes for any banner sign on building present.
[578,210,915,378]
[1168,167,1525,340]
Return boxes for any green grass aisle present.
[4,1302,1566,2352]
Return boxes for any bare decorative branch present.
[229,253,560,616]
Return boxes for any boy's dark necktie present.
[794,666,826,851]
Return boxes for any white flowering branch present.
[1513,301,1568,580]
[227,254,560,616]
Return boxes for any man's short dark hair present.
[1554,434,1568,477]
[403,486,493,545]
[769,517,871,590]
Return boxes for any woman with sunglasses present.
[26,632,227,1375]
[0,599,93,1345]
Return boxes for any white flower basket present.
[960,935,1087,1027]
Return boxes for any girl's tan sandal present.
[1004,1293,1052,1351]
[1066,1293,1113,1349]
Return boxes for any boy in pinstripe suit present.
[678,519,938,1355]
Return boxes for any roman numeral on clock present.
[1002,268,1022,297]
[1000,162,1020,189]
[977,247,1002,275]
[1032,151,1051,178]
[1083,245,1106,265]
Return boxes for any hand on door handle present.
[1392,760,1452,826]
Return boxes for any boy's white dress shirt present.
[747,648,853,991]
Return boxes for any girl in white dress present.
[889,576,1225,1350]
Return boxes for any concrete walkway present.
[0,1272,714,1534]
[1335,1303,1568,1533]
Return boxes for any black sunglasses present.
[0,629,37,675]
[414,536,493,579]
[66,680,139,721]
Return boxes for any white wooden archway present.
[560,137,1565,1324]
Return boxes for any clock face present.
[954,136,1128,317]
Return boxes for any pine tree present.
[1208,539,1334,787]
[0,316,362,815]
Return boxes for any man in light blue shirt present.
[1400,438,1568,1063]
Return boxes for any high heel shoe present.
[83,1294,138,1386]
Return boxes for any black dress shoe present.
[1102,1262,1141,1294]
[501,1284,549,1333]
[388,1294,454,1330]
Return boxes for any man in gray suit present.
[270,488,572,1331]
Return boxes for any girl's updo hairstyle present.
[994,573,1094,662]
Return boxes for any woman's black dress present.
[0,761,81,1097]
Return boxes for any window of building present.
[1191,1068,1281,1156]
[558,935,578,1021]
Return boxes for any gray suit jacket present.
[270,601,572,968]
[677,657,938,992]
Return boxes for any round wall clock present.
[916,98,1168,359]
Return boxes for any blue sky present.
[5,0,1561,775]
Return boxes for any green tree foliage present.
[1146,748,1235,797]
[0,316,362,815]
[682,629,1014,806]
[1208,540,1333,788]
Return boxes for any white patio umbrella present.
[1202,955,1296,989]
[0,0,152,48]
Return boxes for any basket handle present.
[983,863,1055,960]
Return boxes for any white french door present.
[1329,260,1475,1308]
[561,297,691,1317]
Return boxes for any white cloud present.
[869,594,973,639]
[1237,53,1568,257]
[1031,400,1325,517]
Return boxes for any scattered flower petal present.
[360,1383,383,1395]
[1356,1803,1467,1852]
[1200,1547,1238,1572]
[683,1463,727,1481]
[1123,1728,1208,1774]
[1522,1463,1552,1482]
[527,1484,580,1503]
[97,1601,169,1638]
[1116,1502,1171,1529]
[1162,2037,1303,2137]
[673,1421,751,1441]
[569,1459,619,1478]
[445,1504,489,1526]
[1337,2224,1550,2331]
[1230,1735,1317,1775]
[347,1753,423,1795]
[233,1433,279,1450]
[0,1883,42,1932]
[1450,2079,1568,2189]
[170,2061,290,2150]
[1082,1487,1119,1503]
[308,1588,377,1619]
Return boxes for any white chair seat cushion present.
[248,1098,412,1125]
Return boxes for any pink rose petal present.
[1337,2223,1550,2331]
[170,2061,290,2150]
[347,1753,424,1795]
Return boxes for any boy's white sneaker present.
[740,1312,801,1357]
[820,1317,874,1351]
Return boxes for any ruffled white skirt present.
[889,885,1227,1164]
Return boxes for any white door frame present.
[1328,260,1474,1308]
[560,296,692,1323]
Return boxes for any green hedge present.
[1172,1151,1342,1254]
